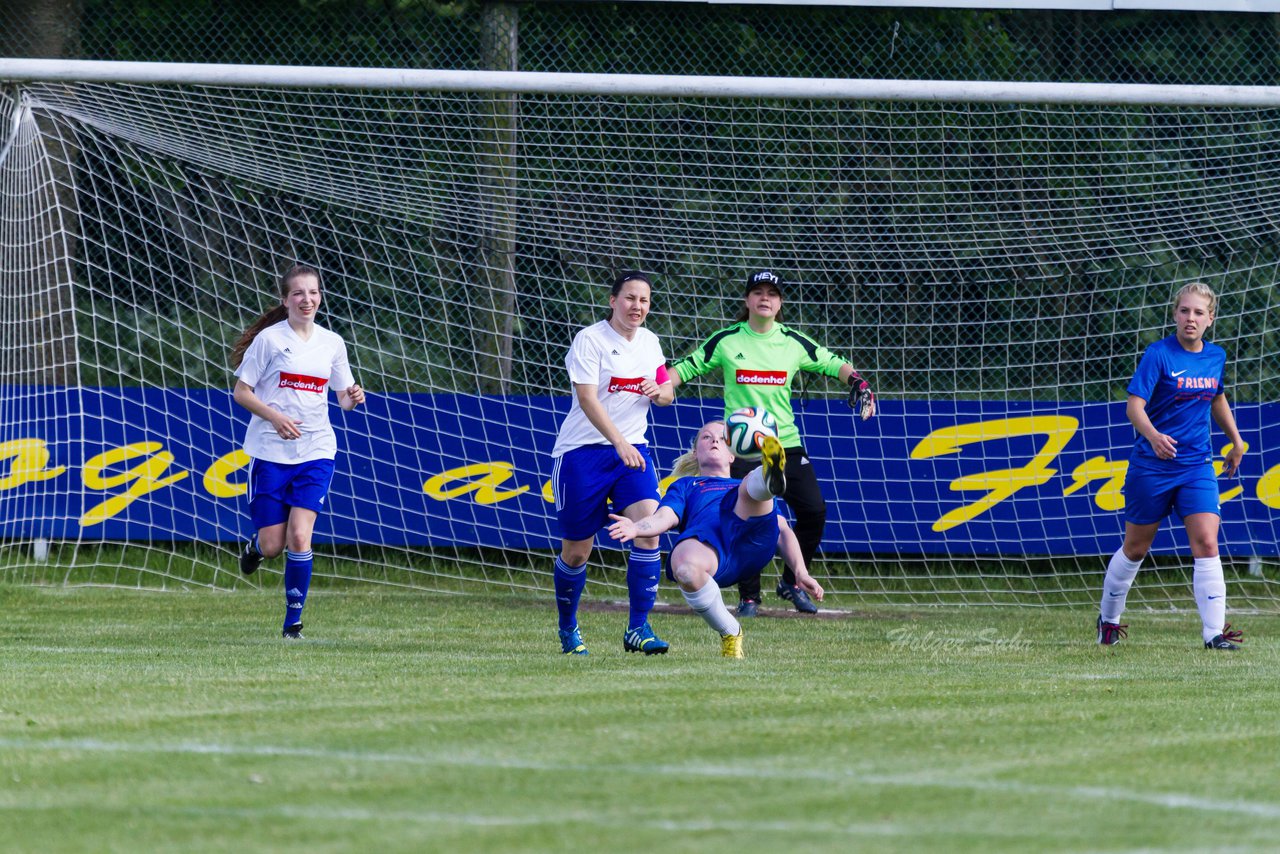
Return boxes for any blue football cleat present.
[559,626,589,655]
[776,579,818,614]
[623,622,670,655]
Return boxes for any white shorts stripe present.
[550,454,563,513]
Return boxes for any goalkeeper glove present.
[847,371,875,420]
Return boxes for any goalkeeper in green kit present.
[669,270,875,615]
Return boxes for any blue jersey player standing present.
[230,265,365,639]
[1097,282,1245,650]
[550,272,674,656]
[608,421,823,658]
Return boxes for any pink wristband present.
[655,364,670,385]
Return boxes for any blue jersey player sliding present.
[608,421,823,658]
[1097,282,1246,650]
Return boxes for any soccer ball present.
[724,407,778,461]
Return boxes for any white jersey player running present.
[237,319,353,464]
[230,265,365,639]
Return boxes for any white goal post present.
[2,57,1278,609]
[8,58,1280,104]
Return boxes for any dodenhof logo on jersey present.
[278,372,328,394]
[735,369,787,386]
[607,376,645,394]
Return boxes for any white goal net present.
[2,63,1278,609]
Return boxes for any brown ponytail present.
[229,305,288,368]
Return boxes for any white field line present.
[0,802,918,837]
[3,737,1280,820]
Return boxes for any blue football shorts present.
[247,457,336,530]
[1123,460,1220,525]
[552,443,660,541]
[668,488,779,588]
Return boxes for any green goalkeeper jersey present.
[671,321,847,448]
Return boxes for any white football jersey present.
[235,320,356,464]
[551,320,667,458]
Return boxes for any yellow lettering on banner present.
[0,438,67,490]
[424,462,528,504]
[910,416,1079,532]
[542,479,555,504]
[1258,463,1280,509]
[1063,456,1128,511]
[203,450,251,498]
[1214,441,1248,504]
[658,474,677,497]
[80,442,190,527]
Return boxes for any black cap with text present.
[745,269,784,295]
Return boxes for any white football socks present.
[744,468,772,502]
[1193,555,1227,643]
[1100,548,1142,624]
[681,579,740,637]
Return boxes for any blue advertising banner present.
[2,388,1277,556]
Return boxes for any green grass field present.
[3,584,1279,853]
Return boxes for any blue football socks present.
[553,555,587,632]
[283,549,313,631]
[626,545,662,630]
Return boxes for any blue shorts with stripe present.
[668,489,779,588]
[247,457,336,530]
[1123,459,1220,525]
[552,444,660,541]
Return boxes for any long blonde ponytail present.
[670,450,700,479]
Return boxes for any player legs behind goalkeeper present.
[607,420,823,658]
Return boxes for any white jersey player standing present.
[549,271,674,656]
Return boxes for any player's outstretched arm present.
[777,517,823,601]
[838,364,875,421]
[607,508,679,543]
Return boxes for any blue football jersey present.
[1126,334,1226,466]
[659,475,740,531]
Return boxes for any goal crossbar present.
[6,57,1280,106]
